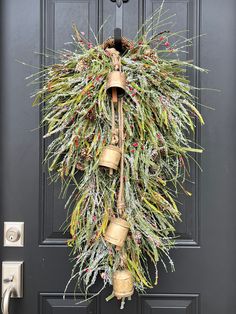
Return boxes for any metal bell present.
[106,71,126,98]
[99,145,121,170]
[113,269,134,299]
[104,217,129,247]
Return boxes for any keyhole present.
[6,227,21,242]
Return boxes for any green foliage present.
[30,6,206,299]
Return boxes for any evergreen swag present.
[30,5,206,308]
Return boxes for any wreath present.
[30,7,206,309]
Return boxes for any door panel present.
[41,0,200,246]
[40,293,98,314]
[140,294,199,314]
[1,0,236,313]
[41,0,99,245]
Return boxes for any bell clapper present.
[112,87,118,103]
[120,297,126,310]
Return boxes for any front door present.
[1,0,235,313]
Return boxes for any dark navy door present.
[0,0,236,313]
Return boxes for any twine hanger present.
[106,48,125,218]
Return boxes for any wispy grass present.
[29,3,206,302]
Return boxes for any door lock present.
[4,222,24,247]
[6,227,21,243]
[1,262,23,314]
[1,262,23,298]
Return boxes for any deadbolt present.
[4,222,24,247]
[6,227,21,242]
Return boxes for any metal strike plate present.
[4,222,24,247]
[2,262,24,298]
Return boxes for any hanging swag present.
[30,7,206,309]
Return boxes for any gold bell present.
[113,269,134,299]
[106,71,126,98]
[99,145,121,170]
[104,217,129,247]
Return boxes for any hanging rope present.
[106,48,122,177]
[111,102,118,144]
[117,98,125,217]
[106,48,125,217]
[106,48,121,71]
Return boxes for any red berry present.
[74,137,79,148]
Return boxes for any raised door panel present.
[40,0,98,245]
[140,294,199,314]
[40,0,201,248]
[144,0,201,246]
[40,294,98,314]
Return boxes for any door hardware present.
[6,228,20,243]
[4,222,24,247]
[111,0,128,7]
[1,286,15,314]
[1,262,23,298]
[3,276,14,284]
[1,262,23,314]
